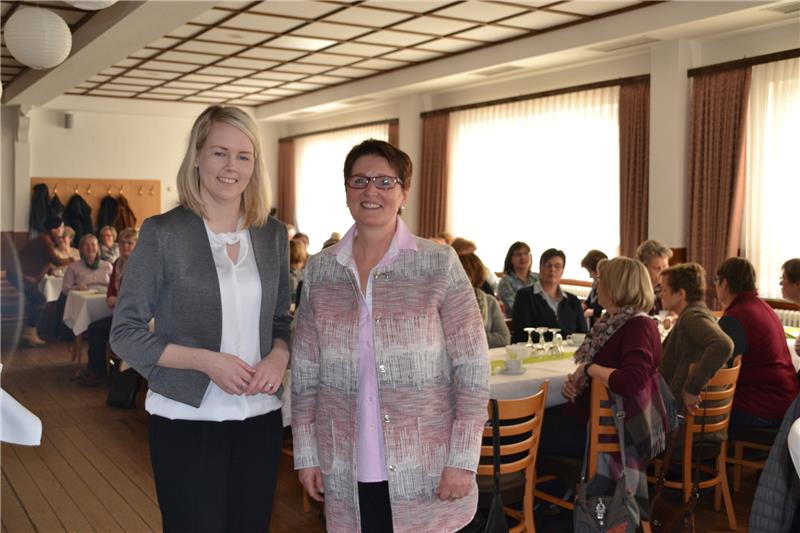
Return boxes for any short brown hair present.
[451,237,477,256]
[289,239,307,267]
[118,228,139,243]
[459,253,486,288]
[343,139,412,190]
[660,262,706,303]
[597,257,654,313]
[716,257,756,293]
[783,258,800,284]
[581,249,608,273]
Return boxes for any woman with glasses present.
[497,241,538,318]
[715,257,799,428]
[111,106,291,532]
[511,248,588,343]
[292,139,489,533]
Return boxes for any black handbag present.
[574,394,639,533]
[106,360,142,409]
[458,399,509,533]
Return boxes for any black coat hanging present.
[63,194,94,247]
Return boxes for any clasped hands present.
[561,363,590,403]
[204,346,289,396]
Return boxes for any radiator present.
[775,309,800,328]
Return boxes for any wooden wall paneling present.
[29,178,161,231]
[127,180,162,226]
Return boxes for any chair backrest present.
[683,357,742,449]
[587,378,620,478]
[478,380,549,476]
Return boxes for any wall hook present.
[74,185,79,194]
[149,185,155,196]
[107,185,112,195]
[53,184,58,194]
[86,185,92,195]
[138,185,144,196]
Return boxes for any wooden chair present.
[726,425,778,491]
[650,358,741,531]
[535,379,652,532]
[476,381,548,533]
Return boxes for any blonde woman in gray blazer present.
[111,106,291,533]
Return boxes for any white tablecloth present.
[63,290,111,336]
[39,275,63,303]
[488,346,577,408]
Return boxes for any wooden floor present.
[2,339,759,532]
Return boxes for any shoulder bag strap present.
[490,398,502,493]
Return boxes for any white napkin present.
[0,389,42,446]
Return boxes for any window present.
[447,87,620,279]
[742,58,800,299]
[294,124,389,252]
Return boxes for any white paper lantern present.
[4,8,72,70]
[64,1,118,10]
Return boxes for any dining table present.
[489,345,578,408]
[39,274,63,303]
[62,289,111,364]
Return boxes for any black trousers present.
[87,316,112,377]
[149,409,283,533]
[358,481,394,533]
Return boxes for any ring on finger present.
[267,383,273,388]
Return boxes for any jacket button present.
[378,364,386,373]
[374,273,380,280]
[375,315,381,323]
[383,414,391,422]
[388,464,396,472]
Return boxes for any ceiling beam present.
[3,1,216,106]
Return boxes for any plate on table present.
[498,366,527,375]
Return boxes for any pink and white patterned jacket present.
[292,235,489,533]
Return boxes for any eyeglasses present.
[512,251,531,258]
[541,262,564,271]
[346,174,402,190]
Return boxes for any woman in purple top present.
[292,140,489,533]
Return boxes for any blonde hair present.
[99,225,117,240]
[118,228,139,242]
[177,105,271,228]
[597,257,654,313]
[63,225,76,239]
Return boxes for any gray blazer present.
[110,206,292,407]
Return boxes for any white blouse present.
[145,220,282,421]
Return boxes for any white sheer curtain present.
[295,124,389,253]
[447,87,620,279]
[742,58,800,298]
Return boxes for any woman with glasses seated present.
[497,241,538,318]
[292,139,488,533]
[511,248,588,343]
[715,257,799,428]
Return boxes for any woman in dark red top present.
[716,257,799,427]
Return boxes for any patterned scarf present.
[83,254,101,270]
[575,305,672,521]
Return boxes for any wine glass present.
[547,328,562,354]
[523,327,535,348]
[534,327,549,351]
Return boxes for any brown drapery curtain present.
[388,122,399,147]
[618,79,650,257]
[277,139,295,226]
[417,114,450,238]
[687,67,751,308]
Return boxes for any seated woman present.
[511,248,588,343]
[62,234,114,293]
[50,225,80,277]
[539,257,669,517]
[79,228,139,386]
[452,237,498,296]
[716,257,800,428]
[497,241,538,318]
[658,263,733,424]
[636,239,672,315]
[781,258,800,357]
[459,253,510,349]
[580,249,608,327]
[98,225,120,263]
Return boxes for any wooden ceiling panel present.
[391,16,479,36]
[297,52,360,67]
[325,42,397,58]
[222,13,303,34]
[455,25,528,42]
[252,71,306,82]
[503,11,582,30]
[356,30,433,48]
[177,40,248,56]
[435,2,528,22]
[201,27,271,46]
[558,1,641,16]
[267,35,338,51]
[295,22,372,41]
[217,57,279,70]
[325,7,414,27]
[273,63,331,74]
[250,1,343,19]
[159,51,220,65]
[239,47,307,62]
